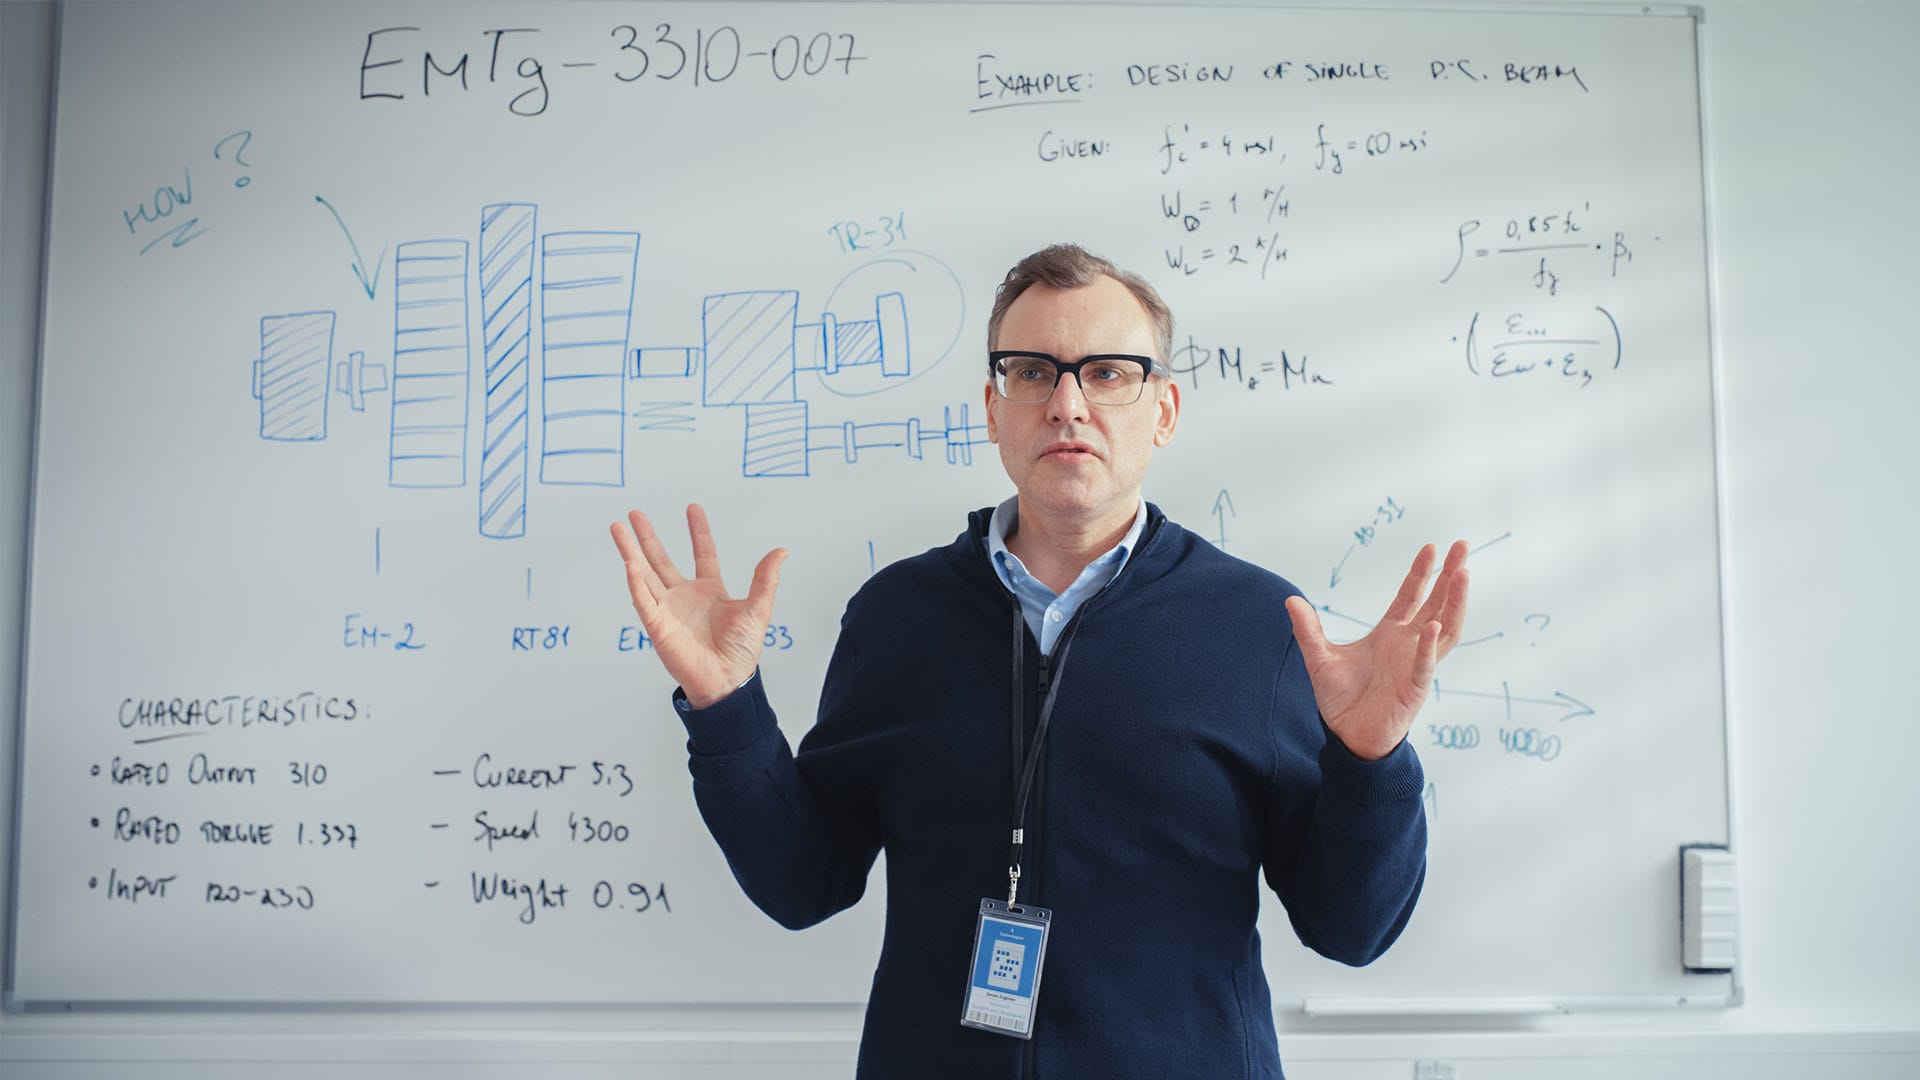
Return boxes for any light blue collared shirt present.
[984,497,1148,656]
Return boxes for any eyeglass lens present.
[996,355,1149,404]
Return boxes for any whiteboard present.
[11,0,1732,1009]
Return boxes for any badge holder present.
[961,898,1052,1039]
[962,607,1070,1039]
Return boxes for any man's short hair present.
[987,244,1175,364]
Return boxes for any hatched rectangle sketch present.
[742,401,809,478]
[833,317,880,369]
[702,291,799,406]
[478,204,536,538]
[390,239,471,487]
[540,231,638,486]
[254,311,335,441]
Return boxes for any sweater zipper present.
[994,511,1163,1080]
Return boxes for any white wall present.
[4,1,1917,1076]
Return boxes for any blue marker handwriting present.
[828,212,906,255]
[510,625,571,651]
[121,130,253,256]
[342,613,425,651]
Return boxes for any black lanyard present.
[1006,601,1074,906]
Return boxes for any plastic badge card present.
[961,899,1052,1039]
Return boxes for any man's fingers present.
[1381,543,1438,624]
[1432,565,1471,657]
[1285,595,1335,670]
[1410,540,1467,625]
[628,509,687,588]
[623,556,665,618]
[687,504,724,581]
[1408,620,1444,694]
[612,521,670,612]
[746,548,790,614]
[610,519,642,563]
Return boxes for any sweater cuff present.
[674,670,780,758]
[1316,720,1426,807]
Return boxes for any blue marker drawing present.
[1430,679,1594,723]
[632,401,698,433]
[735,399,986,477]
[315,195,385,300]
[741,401,809,477]
[941,404,982,466]
[254,311,335,441]
[1470,532,1512,555]
[247,215,978,538]
[1211,489,1235,550]
[333,349,389,412]
[633,348,697,378]
[793,290,908,379]
[539,231,638,487]
[478,204,536,538]
[212,131,253,188]
[702,291,801,408]
[126,168,207,255]
[629,348,699,432]
[812,251,967,398]
[632,270,986,478]
[389,240,471,488]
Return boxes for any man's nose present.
[1046,370,1092,422]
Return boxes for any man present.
[611,244,1469,1078]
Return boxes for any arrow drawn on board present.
[315,195,385,300]
[1211,489,1235,549]
[1470,531,1512,556]
[1317,604,1375,631]
[1431,679,1595,722]
[1329,542,1358,589]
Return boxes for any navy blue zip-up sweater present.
[678,505,1427,1078]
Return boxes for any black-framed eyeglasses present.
[989,351,1169,406]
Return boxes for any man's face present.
[984,276,1180,526]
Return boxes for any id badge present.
[960,898,1052,1039]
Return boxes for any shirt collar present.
[986,496,1149,588]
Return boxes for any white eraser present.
[1681,845,1737,972]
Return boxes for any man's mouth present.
[1042,442,1098,460]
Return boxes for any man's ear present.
[1153,379,1181,447]
[984,380,1000,443]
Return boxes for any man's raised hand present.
[610,505,788,709]
[1283,541,1470,761]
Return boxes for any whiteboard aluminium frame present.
[2,0,66,1018]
